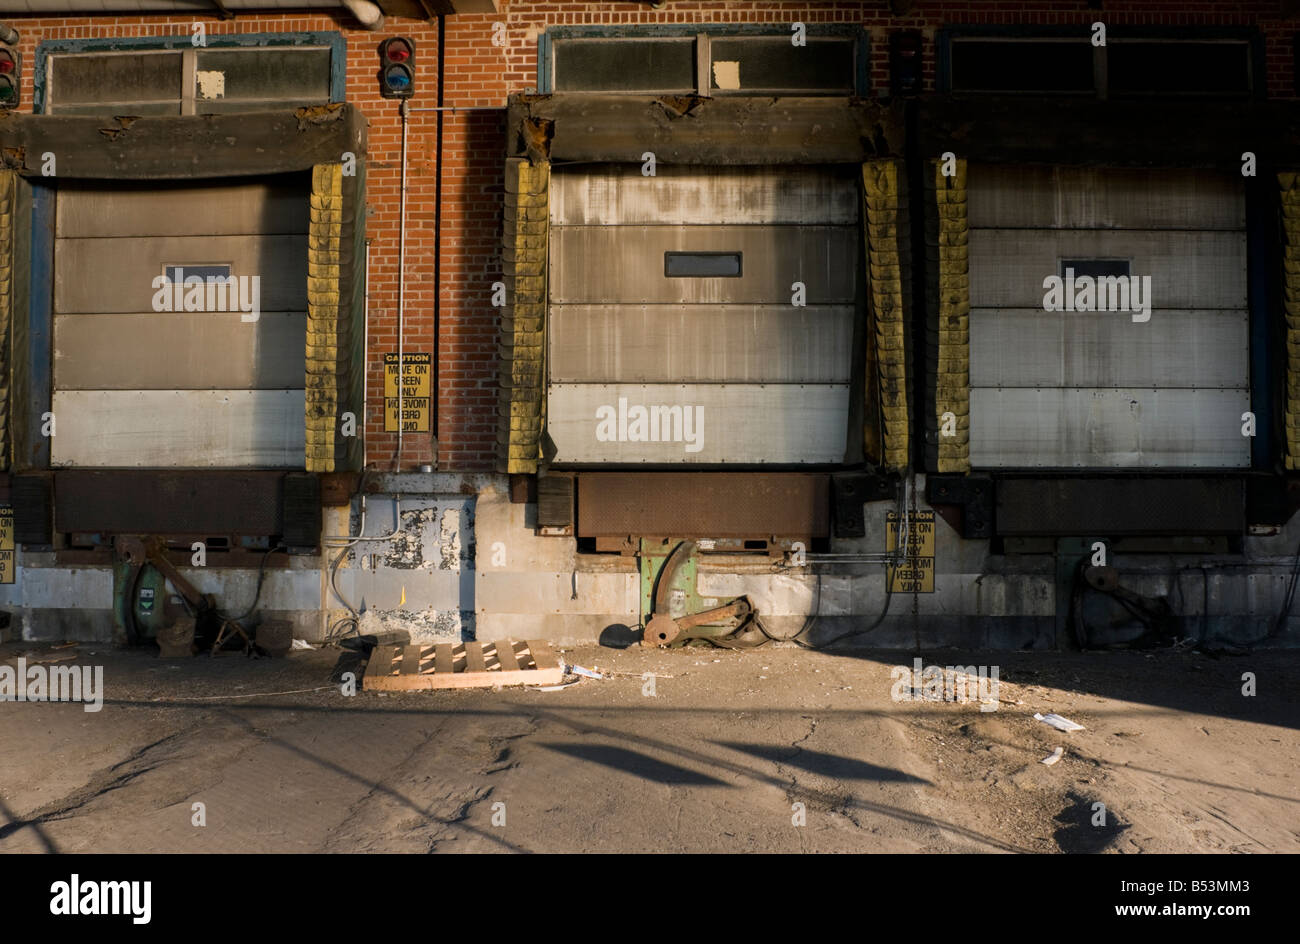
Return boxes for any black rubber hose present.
[125,563,144,647]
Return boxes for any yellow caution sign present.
[0,504,14,585]
[886,510,935,593]
[384,352,432,433]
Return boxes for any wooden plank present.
[526,640,560,672]
[496,640,520,673]
[362,638,565,691]
[511,94,901,165]
[1,108,365,181]
[367,645,398,680]
[434,644,454,678]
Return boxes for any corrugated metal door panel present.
[547,384,850,465]
[967,163,1248,470]
[968,230,1246,309]
[548,165,860,467]
[53,311,306,390]
[54,235,308,314]
[550,225,857,304]
[50,390,306,468]
[969,309,1249,388]
[551,165,860,225]
[550,304,855,383]
[968,166,1245,230]
[55,179,308,238]
[969,388,1250,468]
[51,177,309,469]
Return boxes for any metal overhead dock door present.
[966,165,1249,469]
[50,176,309,468]
[546,164,861,466]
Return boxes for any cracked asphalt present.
[1,642,1297,853]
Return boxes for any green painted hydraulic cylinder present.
[112,560,168,642]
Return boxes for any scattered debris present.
[158,685,336,702]
[5,649,79,667]
[1034,712,1086,732]
[600,670,675,679]
[564,663,604,680]
[1041,747,1065,766]
[291,639,317,651]
[533,679,583,692]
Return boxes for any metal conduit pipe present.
[394,97,409,471]
[0,0,386,28]
[339,0,382,29]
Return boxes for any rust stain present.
[520,116,553,163]
[295,103,346,131]
[655,95,707,119]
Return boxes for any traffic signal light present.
[378,37,414,99]
[890,31,922,98]
[0,38,19,110]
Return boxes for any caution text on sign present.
[384,352,432,433]
[886,510,935,593]
[0,505,13,585]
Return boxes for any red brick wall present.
[3,1,1293,473]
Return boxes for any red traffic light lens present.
[385,39,411,63]
[0,55,13,74]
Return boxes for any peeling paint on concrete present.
[196,70,226,100]
[370,606,463,644]
[384,506,439,570]
[439,507,461,571]
[712,61,741,90]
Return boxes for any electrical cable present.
[324,543,363,645]
[125,563,145,647]
[754,475,910,649]
[219,544,285,624]
[1273,533,1300,639]
[319,471,409,646]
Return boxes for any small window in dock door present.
[664,251,743,278]
[1060,259,1131,280]
[164,264,232,284]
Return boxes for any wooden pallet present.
[363,639,564,692]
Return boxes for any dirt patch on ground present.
[1,641,1295,853]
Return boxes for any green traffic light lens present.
[384,66,411,91]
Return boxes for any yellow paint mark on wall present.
[196,70,225,100]
[712,61,741,90]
